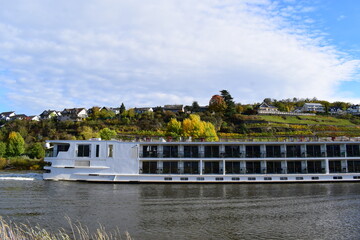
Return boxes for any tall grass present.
[0,217,132,240]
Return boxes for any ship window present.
[77,144,90,157]
[311,177,319,180]
[280,177,288,180]
[108,144,113,157]
[264,177,272,180]
[180,177,188,181]
[246,146,261,158]
[164,177,172,181]
[197,177,204,181]
[225,146,240,158]
[184,146,199,158]
[266,145,281,158]
[306,145,321,157]
[232,177,240,181]
[215,177,223,181]
[327,145,340,157]
[56,144,70,155]
[248,177,256,180]
[96,145,100,157]
[286,145,301,158]
[296,177,303,180]
[347,145,360,157]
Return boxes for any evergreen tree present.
[220,90,236,117]
[120,103,126,114]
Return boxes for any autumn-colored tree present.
[7,131,25,156]
[182,114,218,141]
[166,118,182,139]
[202,121,219,141]
[209,95,227,113]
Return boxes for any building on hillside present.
[163,105,184,113]
[27,115,41,121]
[347,105,360,115]
[59,108,88,121]
[329,107,344,115]
[301,103,325,113]
[40,110,62,120]
[0,111,16,121]
[134,107,153,114]
[11,114,28,120]
[258,102,279,113]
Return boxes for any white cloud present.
[0,0,359,114]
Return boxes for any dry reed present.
[0,216,132,240]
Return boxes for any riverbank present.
[0,157,44,170]
[0,217,132,240]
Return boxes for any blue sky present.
[0,0,359,115]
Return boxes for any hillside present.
[1,112,360,146]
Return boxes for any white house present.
[40,110,62,120]
[301,103,325,113]
[134,107,153,114]
[0,111,16,121]
[59,108,88,121]
[258,102,279,112]
[347,105,360,115]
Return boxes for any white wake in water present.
[0,173,43,181]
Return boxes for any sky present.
[0,0,360,115]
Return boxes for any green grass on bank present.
[257,115,354,126]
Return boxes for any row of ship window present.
[140,160,360,174]
[141,145,360,158]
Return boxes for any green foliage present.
[8,156,44,170]
[99,128,117,140]
[6,131,25,157]
[0,157,6,169]
[166,118,182,139]
[27,142,45,159]
[79,126,99,140]
[0,142,6,157]
[221,90,236,117]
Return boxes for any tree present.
[166,118,182,139]
[0,142,6,157]
[209,95,227,113]
[221,90,236,117]
[7,131,25,156]
[182,114,218,141]
[79,126,99,140]
[191,101,200,112]
[120,103,126,114]
[99,128,117,140]
[202,121,219,141]
[27,142,45,159]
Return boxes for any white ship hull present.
[44,139,360,183]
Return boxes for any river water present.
[0,172,360,240]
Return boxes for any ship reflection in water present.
[0,176,360,240]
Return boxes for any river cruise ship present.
[43,139,360,183]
